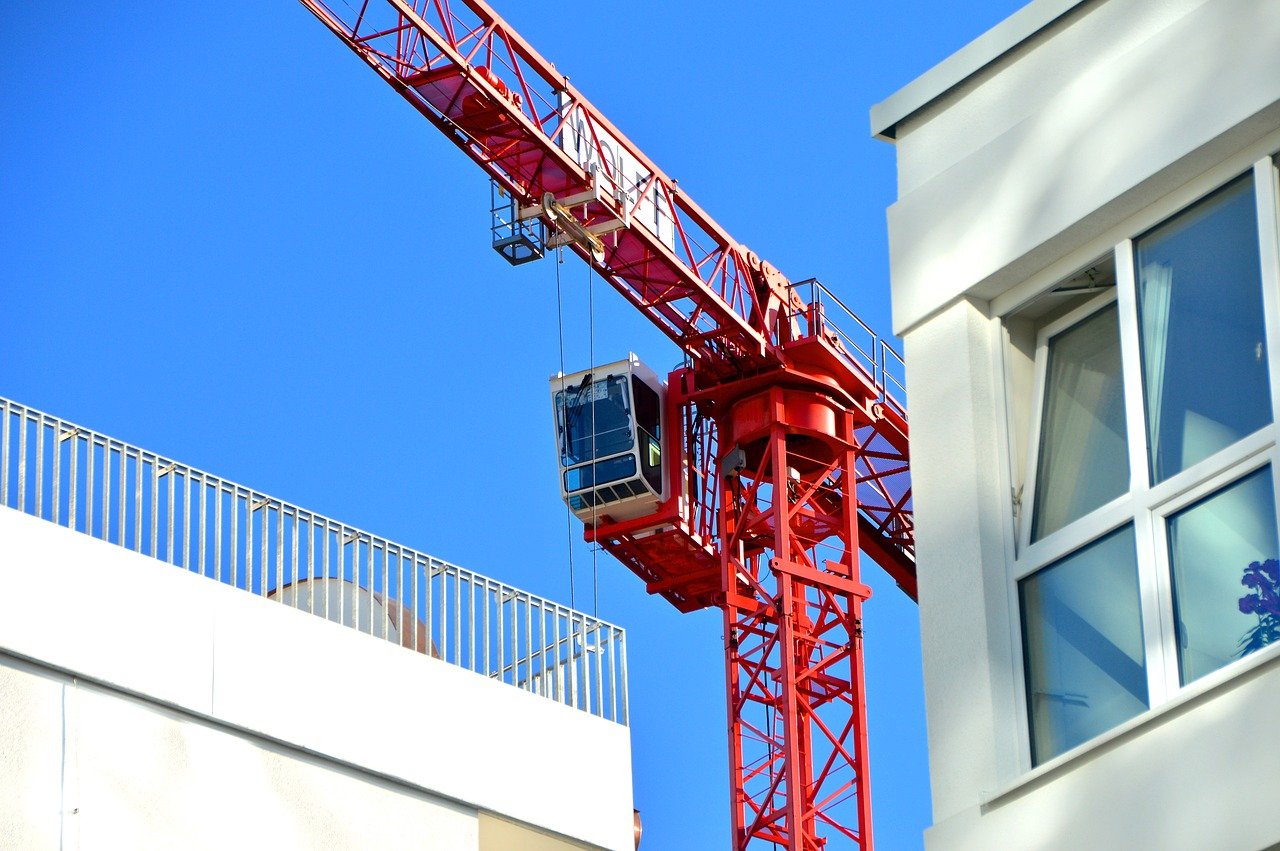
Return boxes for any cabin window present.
[558,375,634,467]
[632,375,662,493]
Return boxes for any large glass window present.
[1135,175,1271,483]
[1168,466,1280,685]
[1031,303,1129,541]
[1008,159,1280,773]
[1020,526,1148,765]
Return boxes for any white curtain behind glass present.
[1139,262,1173,466]
[1032,305,1129,541]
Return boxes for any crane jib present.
[300,2,915,849]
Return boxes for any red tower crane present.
[299,2,915,848]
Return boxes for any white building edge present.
[0,400,635,850]
[873,0,1280,848]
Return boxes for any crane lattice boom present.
[300,2,915,848]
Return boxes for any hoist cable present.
[556,246,576,611]
[588,257,599,617]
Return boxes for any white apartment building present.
[0,399,635,850]
[872,0,1280,848]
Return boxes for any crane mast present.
[299,2,915,848]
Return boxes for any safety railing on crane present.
[789,278,907,418]
[0,396,627,725]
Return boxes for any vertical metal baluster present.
[166,463,176,564]
[149,456,159,558]
[116,443,125,546]
[244,493,253,592]
[259,498,268,597]
[510,594,519,687]
[85,436,94,536]
[275,503,284,601]
[411,549,419,654]
[358,537,368,629]
[363,538,372,635]
[495,585,504,682]
[229,488,239,588]
[52,421,61,525]
[440,564,449,663]
[133,449,142,552]
[569,614,579,709]
[594,621,604,717]
[306,515,316,614]
[468,575,476,671]
[323,523,331,622]
[291,509,299,607]
[357,537,367,631]
[559,610,568,705]
[370,539,377,635]
[453,568,461,668]
[100,440,111,542]
[543,606,552,698]
[424,558,432,660]
[535,602,544,696]
[68,430,79,531]
[366,538,372,628]
[337,527,346,626]
[35,415,45,519]
[353,535,363,633]
[18,408,27,512]
[181,470,190,568]
[482,579,490,675]
[608,625,617,721]
[215,482,224,582]
[549,608,557,698]
[548,607,557,699]
[382,544,390,641]
[580,617,591,712]
[619,628,630,726]
[524,596,533,692]
[198,475,207,575]
[1,400,9,508]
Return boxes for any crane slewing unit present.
[299,2,916,848]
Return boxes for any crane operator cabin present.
[552,357,667,524]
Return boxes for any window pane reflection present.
[1020,526,1147,765]
[1135,175,1271,483]
[1031,303,1129,541]
[1168,466,1280,685]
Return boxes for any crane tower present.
[299,2,916,847]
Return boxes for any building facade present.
[872,0,1280,848]
[0,401,635,851]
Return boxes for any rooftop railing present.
[0,396,627,725]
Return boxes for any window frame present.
[1001,153,1280,776]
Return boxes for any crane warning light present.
[551,355,666,524]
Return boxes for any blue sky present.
[2,2,1025,848]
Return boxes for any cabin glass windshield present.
[557,375,635,466]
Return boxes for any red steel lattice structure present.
[299,2,916,847]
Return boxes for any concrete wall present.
[0,507,632,850]
[882,0,1280,336]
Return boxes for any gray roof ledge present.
[870,0,1087,141]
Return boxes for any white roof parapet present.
[0,394,628,727]
[870,0,1088,141]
